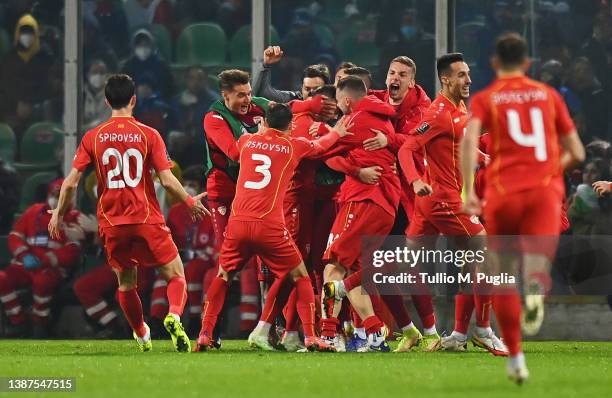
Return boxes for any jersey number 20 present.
[244,153,271,190]
[507,107,547,161]
[102,148,143,189]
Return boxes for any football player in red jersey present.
[461,33,585,384]
[48,74,210,353]
[195,103,352,352]
[397,53,507,355]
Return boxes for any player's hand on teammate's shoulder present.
[412,179,433,197]
[363,129,388,151]
[309,122,322,137]
[189,192,212,221]
[264,46,283,65]
[357,166,383,185]
[330,116,354,138]
[592,181,612,196]
[461,191,482,216]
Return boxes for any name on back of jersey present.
[491,88,547,105]
[244,140,290,154]
[99,132,143,143]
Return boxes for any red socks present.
[294,276,315,337]
[454,293,475,334]
[474,294,492,328]
[493,293,522,356]
[343,270,362,292]
[282,289,299,332]
[321,317,339,338]
[363,315,383,335]
[167,276,187,316]
[260,277,293,323]
[412,294,436,329]
[200,277,229,337]
[117,288,146,337]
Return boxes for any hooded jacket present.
[370,83,431,136]
[14,14,41,63]
[324,95,401,217]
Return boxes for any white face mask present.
[88,73,106,89]
[19,33,34,48]
[183,185,197,197]
[134,46,152,61]
[47,196,58,209]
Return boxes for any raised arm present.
[252,46,301,102]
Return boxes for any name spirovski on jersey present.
[244,140,290,154]
[491,89,547,105]
[98,132,143,143]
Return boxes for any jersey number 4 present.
[102,148,143,189]
[244,153,272,190]
[507,107,547,161]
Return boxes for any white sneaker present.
[522,281,545,336]
[441,333,468,352]
[280,331,304,352]
[472,331,509,356]
[248,330,276,351]
[507,359,529,385]
[367,326,391,352]
[334,334,346,352]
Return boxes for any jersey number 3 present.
[102,148,143,189]
[507,108,547,161]
[244,153,271,190]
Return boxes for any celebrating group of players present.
[47,31,585,384]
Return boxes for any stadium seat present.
[0,28,10,60]
[149,24,173,62]
[176,23,227,68]
[18,171,59,212]
[228,25,280,69]
[13,122,63,172]
[0,123,16,164]
[337,30,380,67]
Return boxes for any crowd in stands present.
[0,0,611,337]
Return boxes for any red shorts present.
[323,201,395,270]
[284,196,314,260]
[219,217,303,278]
[100,224,179,271]
[407,196,484,237]
[485,187,562,257]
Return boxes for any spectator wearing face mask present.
[121,29,174,101]
[0,14,52,142]
[84,59,112,130]
[169,66,220,167]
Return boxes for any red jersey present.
[469,76,575,198]
[399,94,468,203]
[73,116,172,228]
[167,202,215,259]
[324,96,401,217]
[370,84,431,134]
[203,105,266,200]
[231,128,340,223]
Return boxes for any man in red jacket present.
[319,76,401,352]
[0,179,81,337]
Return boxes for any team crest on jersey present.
[218,206,227,216]
[416,123,430,135]
[470,215,481,225]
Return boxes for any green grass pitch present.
[0,340,610,398]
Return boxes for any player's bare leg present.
[157,255,190,352]
[114,267,152,352]
[288,262,335,352]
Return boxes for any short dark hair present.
[496,32,528,68]
[218,69,250,92]
[265,103,293,130]
[302,64,331,84]
[344,66,371,80]
[436,53,465,80]
[336,61,357,72]
[391,56,417,76]
[337,75,367,97]
[312,84,336,99]
[105,74,135,109]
